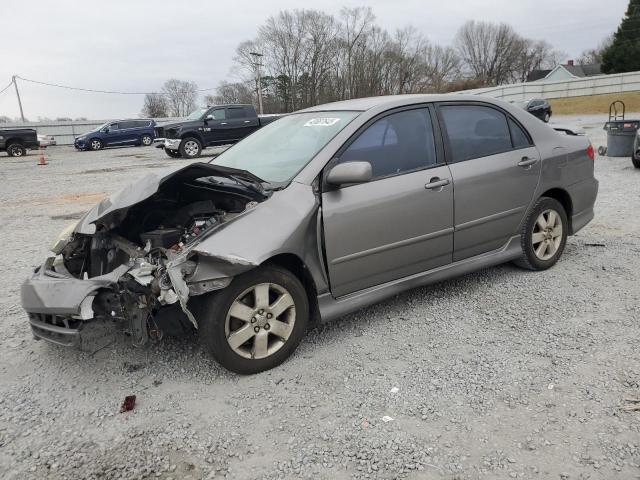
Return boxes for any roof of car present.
[298,94,502,112]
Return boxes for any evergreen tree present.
[602,0,640,73]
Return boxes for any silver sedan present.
[21,94,598,373]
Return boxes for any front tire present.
[514,197,568,271]
[7,143,26,157]
[543,112,550,123]
[198,266,309,374]
[632,150,640,168]
[89,139,103,151]
[179,137,202,158]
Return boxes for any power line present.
[14,75,218,95]
[0,80,12,96]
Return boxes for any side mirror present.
[103,128,110,133]
[205,114,214,122]
[326,161,372,186]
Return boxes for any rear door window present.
[227,108,246,120]
[340,108,437,179]
[439,105,512,162]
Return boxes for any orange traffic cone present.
[38,146,48,166]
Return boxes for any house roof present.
[526,69,552,82]
[549,63,602,79]
[527,63,602,82]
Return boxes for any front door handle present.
[518,156,538,168]
[243,120,251,123]
[425,177,450,190]
[220,122,228,125]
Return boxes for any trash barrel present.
[603,120,640,157]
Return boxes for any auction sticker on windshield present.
[304,118,341,127]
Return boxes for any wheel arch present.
[540,187,573,233]
[261,253,321,326]
[5,137,25,147]
[180,132,205,145]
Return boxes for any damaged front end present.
[21,163,267,348]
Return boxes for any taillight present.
[586,143,595,161]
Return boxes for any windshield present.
[186,108,209,120]
[91,122,109,132]
[211,111,360,184]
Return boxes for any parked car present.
[632,129,640,168]
[155,104,281,159]
[515,98,552,122]
[21,95,598,374]
[38,134,57,147]
[74,119,156,151]
[0,128,39,157]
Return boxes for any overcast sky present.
[0,0,628,120]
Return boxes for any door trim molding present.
[330,227,454,265]
[455,205,525,232]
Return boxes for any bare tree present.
[0,115,11,123]
[206,81,255,105]
[141,93,169,117]
[578,34,613,64]
[423,45,461,92]
[455,20,525,85]
[161,79,198,117]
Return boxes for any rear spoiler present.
[551,124,586,136]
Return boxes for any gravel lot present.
[0,118,639,480]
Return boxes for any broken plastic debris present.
[390,387,399,394]
[548,383,554,390]
[120,395,136,413]
[381,415,394,423]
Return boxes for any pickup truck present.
[155,104,281,158]
[0,128,39,157]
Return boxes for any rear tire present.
[197,266,309,374]
[514,197,568,271]
[7,143,26,157]
[543,112,550,123]
[141,134,153,146]
[165,149,182,158]
[633,152,640,168]
[179,137,202,158]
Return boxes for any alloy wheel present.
[142,136,152,146]
[91,140,101,150]
[183,140,199,157]
[532,209,563,260]
[10,145,23,157]
[225,283,296,360]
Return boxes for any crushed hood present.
[75,162,266,235]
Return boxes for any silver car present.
[21,95,598,373]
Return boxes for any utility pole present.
[249,52,264,115]
[12,76,25,122]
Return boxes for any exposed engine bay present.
[48,163,269,345]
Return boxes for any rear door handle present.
[425,177,450,190]
[220,122,228,125]
[243,120,251,123]
[518,156,538,168]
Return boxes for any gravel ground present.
[0,119,639,480]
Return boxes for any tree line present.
[207,8,565,114]
[142,5,634,117]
